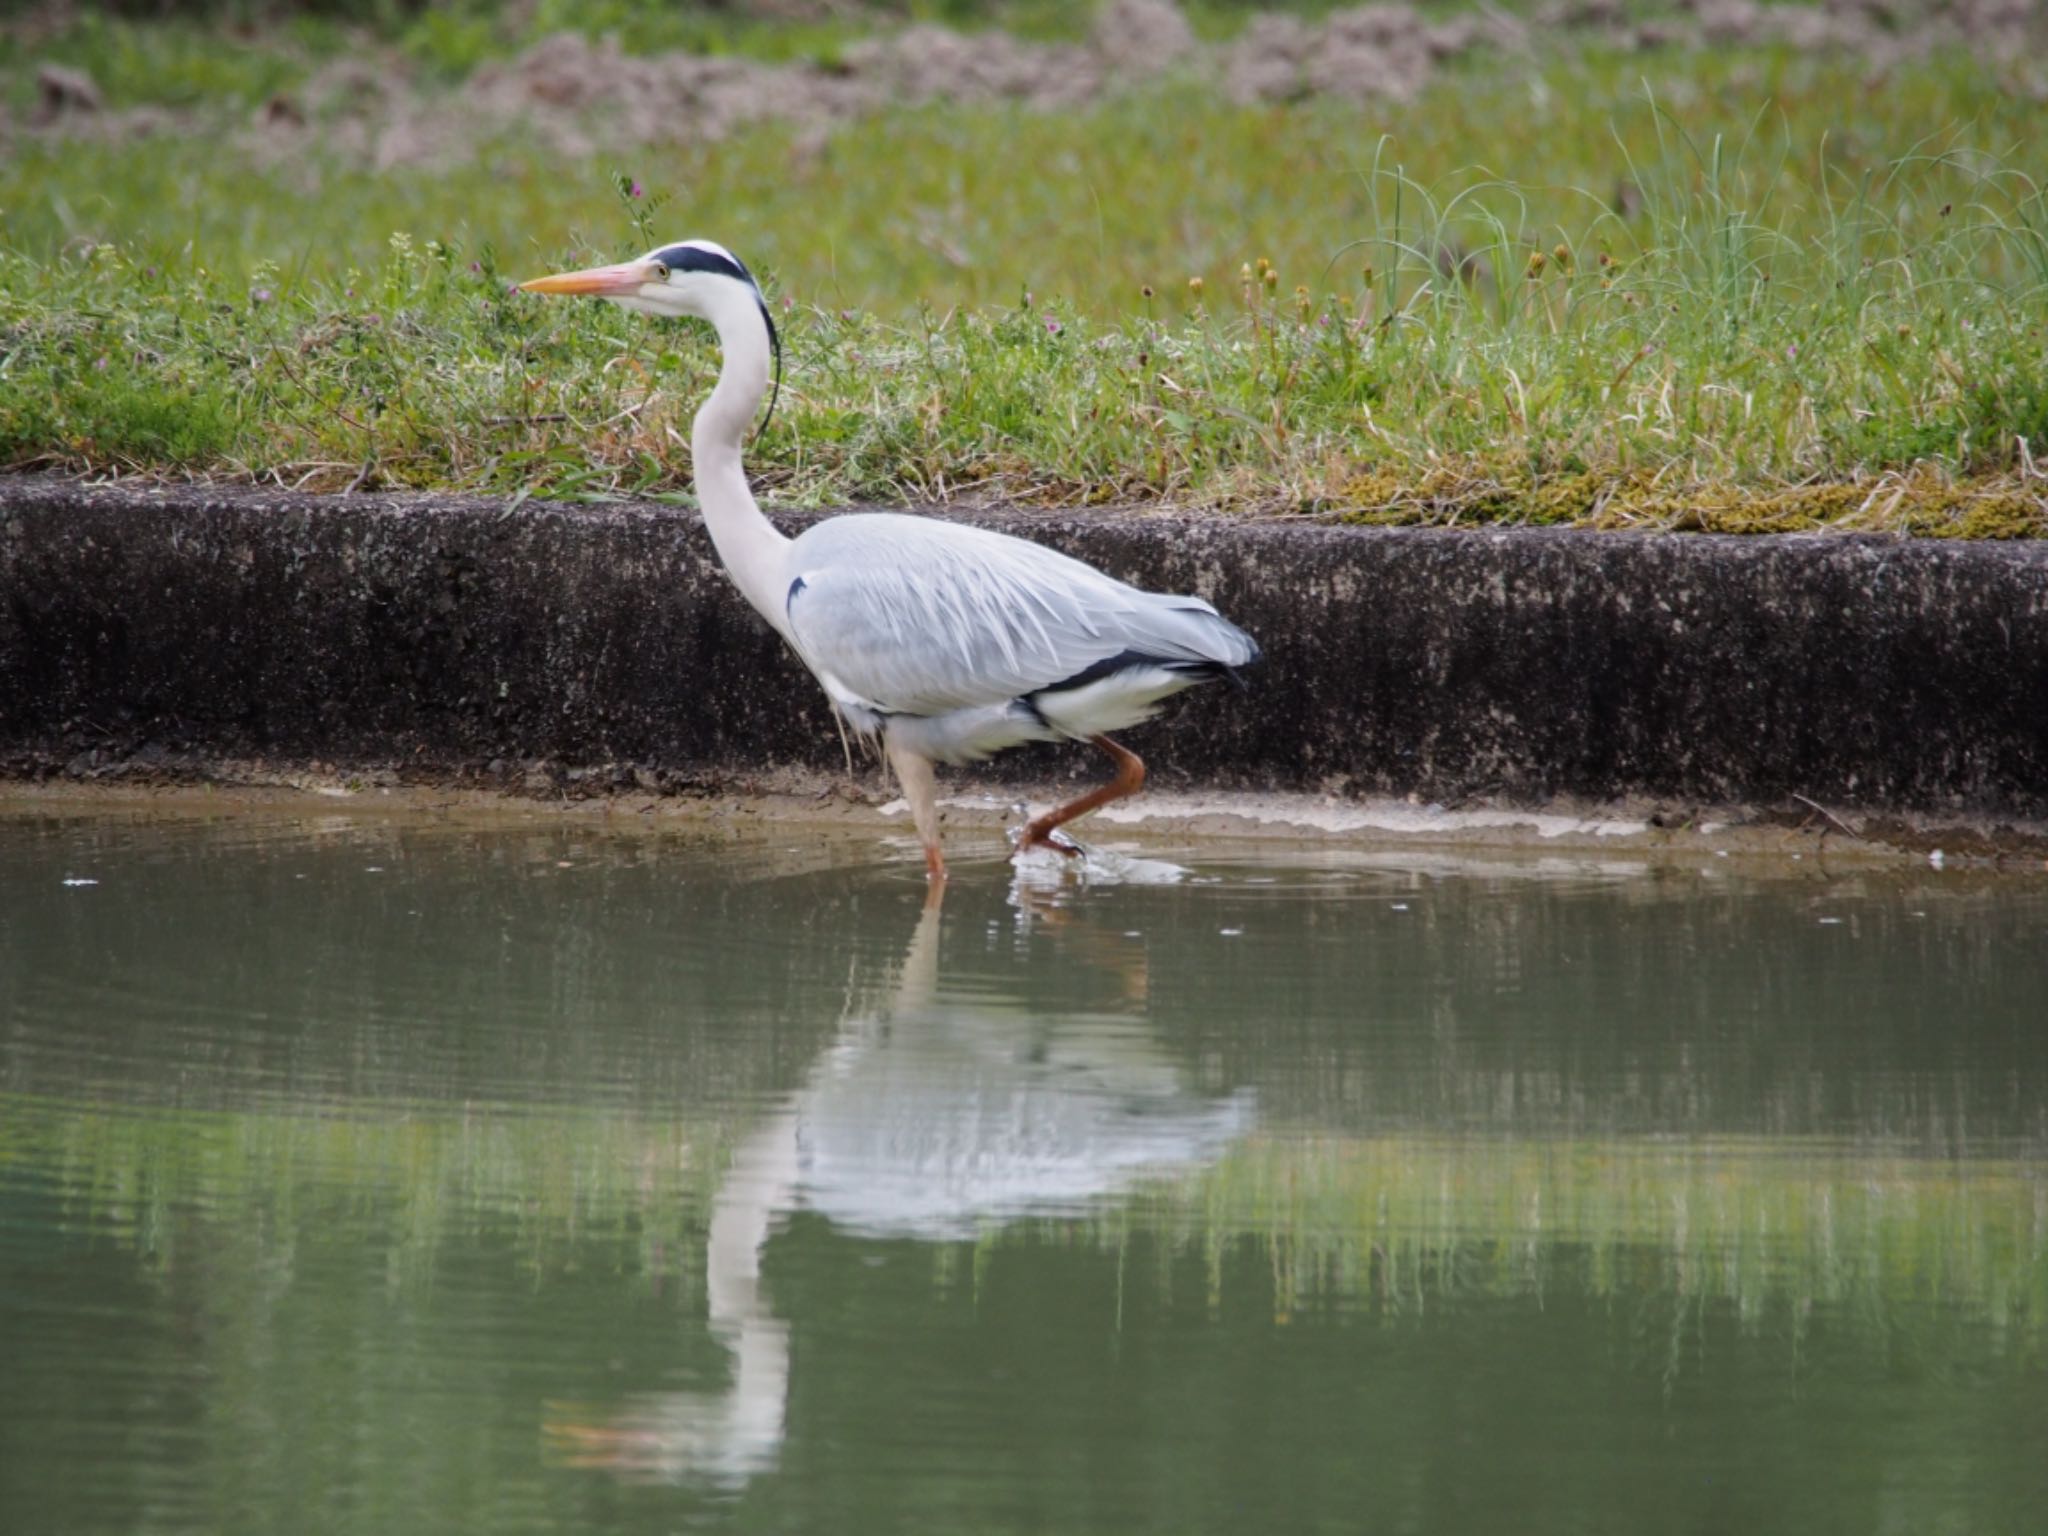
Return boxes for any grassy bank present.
[3,10,2046,529]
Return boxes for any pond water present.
[2,807,2044,1536]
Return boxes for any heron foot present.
[1014,825,1085,859]
[1005,735,1146,863]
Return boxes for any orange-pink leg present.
[884,734,948,883]
[1019,735,1146,856]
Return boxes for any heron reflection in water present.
[545,879,1255,1482]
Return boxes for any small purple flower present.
[1785,344,1798,361]
[93,355,109,371]
[629,179,645,199]
[251,287,273,305]
[470,260,481,273]
[1044,317,1062,337]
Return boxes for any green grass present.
[3,19,2046,530]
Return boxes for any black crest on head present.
[653,242,754,285]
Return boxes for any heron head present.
[520,238,766,322]
[520,237,782,434]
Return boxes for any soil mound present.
[14,0,2048,168]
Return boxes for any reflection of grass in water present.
[1110,1136,2047,1335]
[7,1096,2042,1337]
[1,1095,740,1298]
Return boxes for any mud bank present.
[2,474,2045,853]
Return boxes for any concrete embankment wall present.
[2,474,2045,822]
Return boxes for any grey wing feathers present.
[783,514,1255,717]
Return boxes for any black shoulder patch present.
[1033,648,1232,696]
[654,243,754,286]
[786,574,807,613]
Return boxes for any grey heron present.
[521,240,1259,879]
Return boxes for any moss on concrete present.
[1333,464,2048,538]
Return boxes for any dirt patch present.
[9,772,2042,866]
[14,0,2048,168]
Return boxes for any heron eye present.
[652,263,669,280]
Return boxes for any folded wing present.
[783,514,1256,719]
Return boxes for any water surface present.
[3,808,2044,1535]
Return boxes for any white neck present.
[691,284,791,634]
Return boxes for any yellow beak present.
[518,260,660,297]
